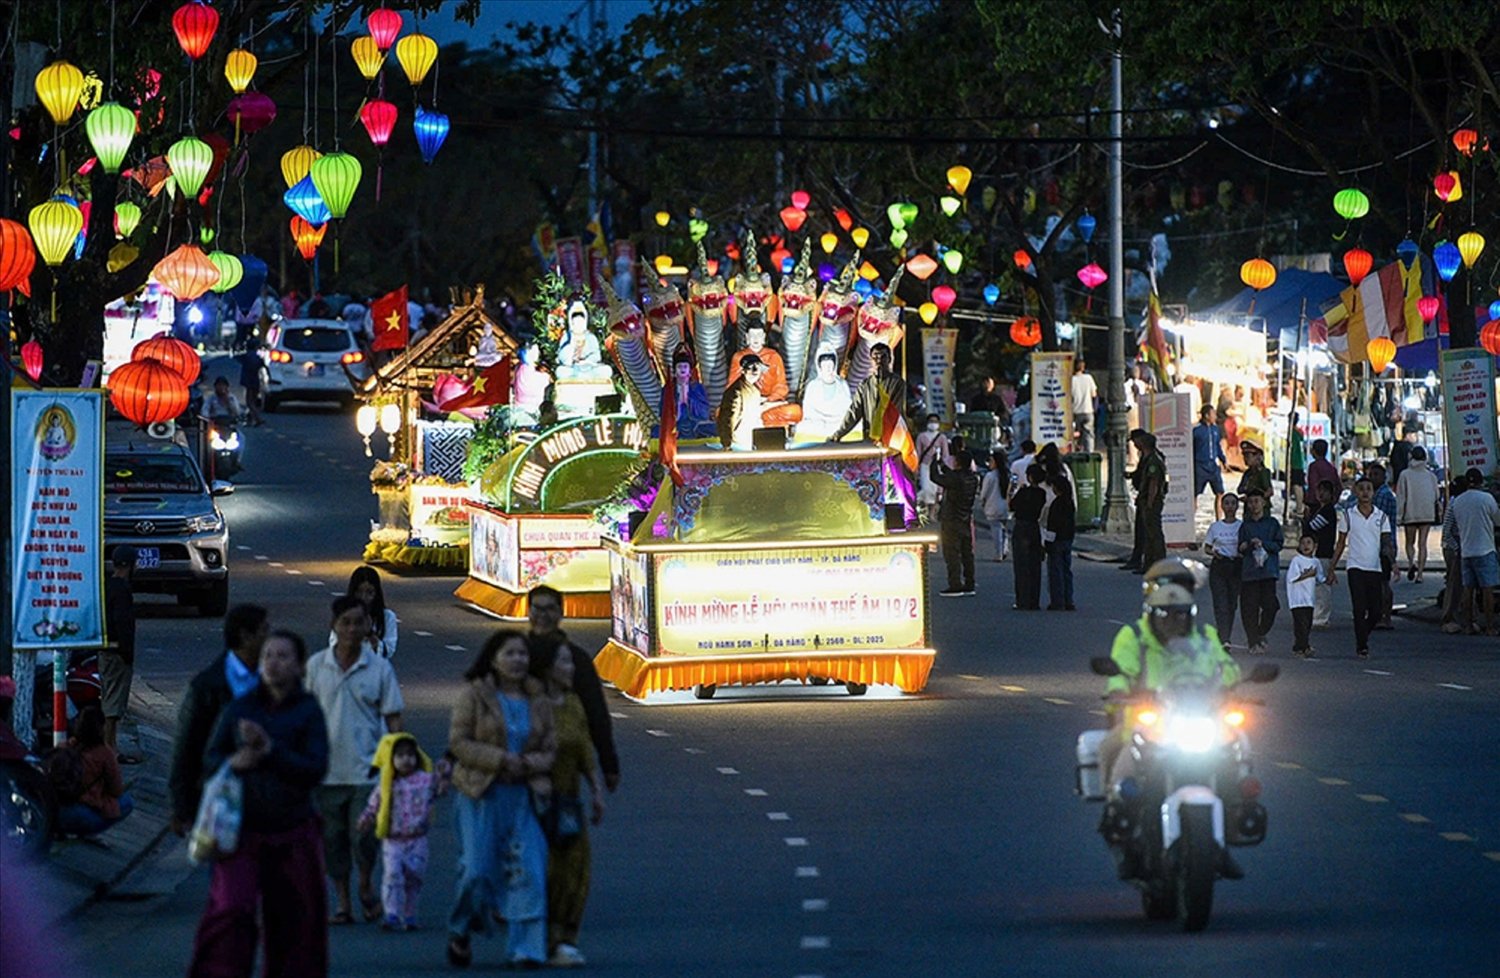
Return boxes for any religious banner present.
[12,389,105,649]
[532,222,556,269]
[554,236,586,287]
[1440,349,1499,478]
[1145,391,1195,546]
[921,329,958,425]
[1030,352,1074,449]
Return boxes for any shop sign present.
[921,329,958,424]
[1145,391,1195,546]
[1440,350,1499,478]
[1031,352,1074,449]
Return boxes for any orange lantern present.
[1453,129,1479,156]
[1013,249,1032,270]
[1479,319,1500,357]
[1010,317,1042,347]
[1240,257,1276,291]
[905,253,939,280]
[779,206,807,232]
[132,333,201,385]
[290,216,326,260]
[1342,248,1373,286]
[0,219,36,293]
[1367,337,1396,373]
[152,244,220,301]
[108,358,190,426]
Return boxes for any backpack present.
[44,743,87,802]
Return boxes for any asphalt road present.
[52,406,1500,977]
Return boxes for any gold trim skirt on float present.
[594,640,936,698]
[454,576,611,621]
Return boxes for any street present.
[36,408,1500,977]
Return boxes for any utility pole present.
[1101,9,1133,537]
[586,0,603,221]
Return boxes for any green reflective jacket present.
[1106,613,1241,698]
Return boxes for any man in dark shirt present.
[1010,465,1048,610]
[1130,429,1169,571]
[932,450,981,596]
[102,547,138,762]
[528,585,620,791]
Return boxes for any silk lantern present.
[1479,319,1500,357]
[983,284,1000,305]
[1010,317,1042,347]
[942,249,964,274]
[310,152,362,219]
[940,195,961,217]
[858,261,880,281]
[360,100,398,146]
[688,217,709,242]
[207,251,243,293]
[152,244,220,301]
[1076,262,1107,289]
[1240,257,1276,291]
[114,201,142,238]
[1367,337,1395,373]
[351,36,385,81]
[1490,300,1500,323]
[368,7,402,51]
[946,165,971,195]
[898,202,918,226]
[280,145,320,189]
[1433,241,1461,282]
[108,358,190,425]
[226,92,276,140]
[166,136,214,197]
[889,228,908,249]
[932,285,956,314]
[172,2,219,60]
[29,200,82,267]
[84,102,137,174]
[1076,213,1097,242]
[132,333,201,385]
[413,107,449,164]
[918,302,938,325]
[905,254,938,280]
[1013,249,1032,269]
[886,203,907,230]
[819,232,838,255]
[1395,238,1420,265]
[654,211,670,227]
[1342,248,1373,286]
[1417,295,1440,322]
[290,216,326,260]
[790,189,811,210]
[1457,231,1485,269]
[851,227,870,249]
[0,219,36,291]
[1434,171,1462,203]
[833,208,853,232]
[20,340,43,382]
[224,49,257,93]
[395,33,438,85]
[1453,129,1480,156]
[779,206,807,232]
[35,61,85,125]
[1332,188,1369,220]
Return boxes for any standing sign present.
[11,390,105,649]
[1145,391,1195,546]
[921,329,958,425]
[1440,349,1499,478]
[1030,352,1074,449]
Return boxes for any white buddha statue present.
[554,298,611,381]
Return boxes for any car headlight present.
[1165,715,1219,753]
[187,513,225,533]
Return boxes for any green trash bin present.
[1065,451,1102,529]
[954,411,998,456]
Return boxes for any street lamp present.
[1100,8,1133,537]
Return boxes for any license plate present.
[306,363,326,377]
[135,547,160,569]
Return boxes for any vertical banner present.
[1145,391,1195,546]
[11,390,105,649]
[554,237,586,287]
[1030,352,1074,449]
[1441,349,1499,478]
[921,329,958,425]
[532,222,557,270]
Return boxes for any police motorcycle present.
[1074,559,1277,932]
[208,418,243,480]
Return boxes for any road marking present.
[957,674,983,681]
[308,580,323,586]
[1399,813,1431,824]
[999,684,1026,692]
[444,644,466,652]
[1274,762,1303,770]
[795,866,820,877]
[1043,697,1072,706]
[683,747,705,754]
[269,561,284,567]
[1089,709,1107,717]
[799,936,830,950]
[1437,682,1473,691]
[254,555,268,561]
[1363,669,1393,676]
[1484,852,1500,862]
[413,630,433,637]
[1356,794,1388,803]
[716,766,740,775]
[1440,832,1474,842]
[1317,777,1350,786]
[285,569,303,575]
[1106,618,1129,626]
[645,729,670,737]
[802,898,828,911]
[768,812,790,821]
[609,711,628,719]
[235,545,251,551]
[745,788,768,797]
[784,837,808,847]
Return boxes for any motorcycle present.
[1077,657,1278,931]
[0,718,55,860]
[31,650,101,740]
[208,418,243,480]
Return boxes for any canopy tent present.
[1195,268,1343,350]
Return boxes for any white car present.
[261,319,370,409]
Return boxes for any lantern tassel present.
[376,159,383,202]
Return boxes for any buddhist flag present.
[371,285,410,351]
[1141,290,1173,390]
[437,360,511,413]
[1318,258,1428,363]
[876,384,919,472]
[658,374,684,487]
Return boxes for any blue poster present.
[11,389,105,649]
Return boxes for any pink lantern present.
[226,92,276,136]
[932,285,956,314]
[20,340,43,381]
[1417,295,1440,322]
[1076,262,1108,289]
[790,189,811,210]
[367,8,402,51]
[359,99,398,147]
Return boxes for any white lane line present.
[235,545,251,551]
[1106,618,1129,626]
[1364,669,1393,676]
[716,766,739,775]
[802,898,828,911]
[1437,682,1473,690]
[784,837,808,847]
[609,711,628,719]
[308,580,324,586]
[744,788,768,797]
[414,630,433,637]
[444,644,466,652]
[285,569,303,576]
[683,747,705,754]
[1043,697,1072,706]
[254,555,268,560]
[795,866,820,877]
[799,936,830,950]
[767,812,790,821]
[269,561,284,567]
[645,729,670,737]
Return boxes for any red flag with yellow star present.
[371,285,410,351]
[438,360,512,412]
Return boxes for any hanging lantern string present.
[108,0,116,93]
[1213,126,1453,177]
[331,27,340,150]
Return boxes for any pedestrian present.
[1044,473,1077,610]
[1192,405,1226,518]
[1440,478,1469,634]
[1330,475,1392,659]
[1237,489,1284,655]
[978,451,1010,561]
[1010,465,1047,610]
[445,629,554,969]
[1008,439,1037,496]
[188,630,329,978]
[306,595,405,925]
[1302,480,1340,627]
[1286,535,1325,658]
[1237,440,1273,506]
[236,341,264,427]
[1071,359,1098,452]
[101,546,139,764]
[1287,413,1307,516]
[932,449,980,597]
[1366,461,1399,629]
[358,732,444,931]
[527,585,620,792]
[1037,442,1076,504]
[334,566,400,659]
[1128,429,1168,573]
[915,412,951,523]
[1395,446,1441,582]
[530,635,606,969]
[1448,467,1500,635]
[1201,491,1243,646]
[54,705,133,837]
[1306,438,1340,504]
[169,605,270,838]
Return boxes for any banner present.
[554,237,586,287]
[1145,391,1195,546]
[1030,352,1074,449]
[921,329,958,424]
[532,223,556,269]
[12,390,105,649]
[1440,349,1499,478]
[408,483,469,546]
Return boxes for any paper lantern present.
[770,247,793,273]
[905,254,939,280]
[1367,337,1395,373]
[654,211,670,227]
[886,202,907,230]
[833,208,853,232]
[858,261,880,281]
[108,358,190,426]
[889,227,908,249]
[224,49,257,93]
[1342,248,1373,286]
[1076,262,1107,289]
[29,200,82,267]
[1480,320,1500,357]
[172,2,219,60]
[227,92,276,136]
[780,206,807,232]
[351,36,385,81]
[20,340,43,382]
[688,217,708,242]
[851,227,870,249]
[207,251,243,293]
[942,249,964,274]
[290,216,326,260]
[152,244,220,301]
[0,219,36,291]
[898,202,919,226]
[359,99,398,147]
[1332,188,1369,220]
[132,333,201,385]
[1490,301,1500,323]
[946,165,972,195]
[280,145,320,189]
[1457,231,1485,269]
[114,201,142,238]
[1013,249,1032,269]
[395,33,438,85]
[918,302,938,325]
[1010,317,1042,347]
[35,60,85,125]
[166,136,214,197]
[310,152,362,219]
[983,283,1000,305]
[1395,238,1420,265]
[368,7,403,51]
[84,102,137,174]
[932,285,956,314]
[1453,128,1479,156]
[789,189,811,210]
[1433,241,1461,282]
[1417,295,1439,322]
[939,195,961,217]
[1076,213,1097,242]
[819,231,837,254]
[1434,171,1462,203]
[413,107,449,164]
[1240,257,1276,291]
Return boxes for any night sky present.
[419,0,657,48]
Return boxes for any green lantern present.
[84,102,137,174]
[166,136,214,197]
[886,202,907,230]
[114,200,142,238]
[207,251,243,293]
[200,226,216,245]
[1333,188,1369,221]
[942,249,964,274]
[889,227,909,249]
[898,202,919,226]
[310,152,363,219]
[939,195,961,217]
[689,217,709,242]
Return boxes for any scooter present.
[208,418,243,480]
[1077,658,1278,932]
[0,717,55,860]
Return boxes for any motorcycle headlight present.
[224,432,240,450]
[210,433,227,450]
[187,513,225,533]
[1165,715,1219,753]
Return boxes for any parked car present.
[104,433,230,616]
[261,319,369,409]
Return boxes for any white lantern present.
[379,403,401,434]
[356,404,377,456]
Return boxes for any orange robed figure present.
[724,316,803,427]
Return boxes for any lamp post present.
[1101,9,1133,537]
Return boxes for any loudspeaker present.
[147,420,176,440]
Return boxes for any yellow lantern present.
[919,302,939,325]
[280,144,321,189]
[394,33,438,86]
[1240,257,1276,291]
[850,227,870,249]
[1367,336,1395,373]
[29,200,82,267]
[35,60,86,125]
[654,254,673,273]
[819,231,838,254]
[858,261,880,281]
[351,36,385,81]
[946,165,972,195]
[224,49,258,93]
[1457,230,1486,269]
[654,210,670,227]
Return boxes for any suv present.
[104,433,230,616]
[261,319,368,409]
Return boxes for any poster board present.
[1440,350,1499,479]
[1030,352,1074,450]
[921,329,958,425]
[1145,391,1195,546]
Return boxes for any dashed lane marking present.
[745,788,768,797]
[1399,813,1431,824]
[1318,777,1350,786]
[443,644,466,652]
[768,812,790,821]
[784,837,808,847]
[957,674,983,681]
[716,767,740,775]
[413,630,433,637]
[799,937,830,950]
[1274,762,1303,770]
[645,729,670,737]
[609,712,627,719]
[254,555,268,561]
[1437,682,1473,691]
[1484,852,1500,862]
[1363,669,1393,676]
[1043,697,1072,706]
[999,684,1026,692]
[1356,794,1389,803]
[269,562,284,567]
[1440,832,1474,842]
[235,545,251,551]
[683,747,705,754]
[285,569,303,575]
[796,866,820,877]
[308,580,323,586]
[802,899,828,911]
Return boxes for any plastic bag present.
[188,762,243,864]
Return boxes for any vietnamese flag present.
[371,285,410,351]
[439,360,512,413]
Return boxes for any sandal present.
[329,911,354,926]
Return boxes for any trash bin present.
[954,411,998,456]
[1065,451,1102,529]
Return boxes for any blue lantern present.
[1433,241,1462,282]
[1489,299,1500,322]
[1076,213,1096,243]
[284,176,331,227]
[816,262,837,283]
[414,107,449,164]
[781,256,796,274]
[1395,238,1420,266]
[230,255,269,313]
[853,278,874,298]
[983,283,1000,305]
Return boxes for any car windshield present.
[280,327,351,353]
[105,455,203,493]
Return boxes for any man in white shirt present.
[1008,439,1037,500]
[1200,491,1243,646]
[1071,359,1099,452]
[1330,475,1392,659]
[1450,467,1500,635]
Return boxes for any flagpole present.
[1101,9,1133,537]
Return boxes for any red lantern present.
[769,246,792,272]
[1480,320,1500,357]
[359,99,398,146]
[1452,129,1479,157]
[1342,247,1373,286]
[833,208,853,232]
[790,189,811,210]
[932,285,956,314]
[132,333,202,385]
[724,241,741,262]
[20,340,43,382]
[172,2,220,60]
[290,216,326,260]
[108,358,191,426]
[1417,295,1439,322]
[0,219,36,293]
[1013,249,1032,270]
[1434,171,1460,202]
[779,206,807,232]
[367,8,403,51]
[1010,317,1042,347]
